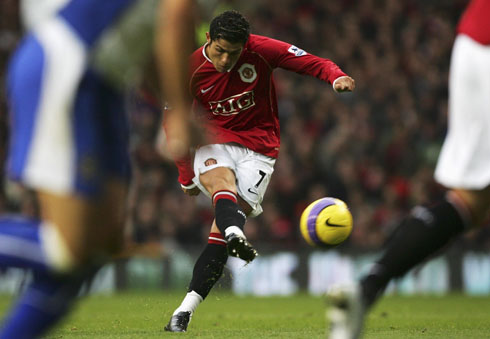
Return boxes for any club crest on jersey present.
[238,63,257,83]
[288,45,307,57]
[208,91,256,116]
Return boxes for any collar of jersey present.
[202,43,212,63]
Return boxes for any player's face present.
[206,34,244,73]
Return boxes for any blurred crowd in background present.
[1,0,489,253]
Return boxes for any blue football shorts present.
[6,16,130,197]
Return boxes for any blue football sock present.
[0,272,85,339]
[0,216,49,272]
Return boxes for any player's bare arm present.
[156,0,196,159]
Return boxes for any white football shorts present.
[434,34,490,189]
[192,143,276,217]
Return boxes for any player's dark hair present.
[209,10,250,45]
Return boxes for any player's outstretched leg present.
[326,198,466,339]
[165,233,228,332]
[0,216,80,338]
[213,190,257,263]
[360,198,465,308]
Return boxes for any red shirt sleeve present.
[248,34,347,84]
[457,0,490,45]
[174,154,195,186]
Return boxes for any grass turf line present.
[0,292,488,338]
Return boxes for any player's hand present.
[333,76,355,92]
[182,185,201,196]
[156,107,195,160]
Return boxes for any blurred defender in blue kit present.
[1,0,195,337]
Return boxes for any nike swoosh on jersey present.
[201,85,215,93]
[247,188,258,195]
[326,218,345,227]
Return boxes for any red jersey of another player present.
[457,0,490,45]
[176,34,349,185]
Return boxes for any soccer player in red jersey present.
[164,10,355,332]
[327,1,490,338]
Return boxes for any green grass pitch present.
[0,292,489,338]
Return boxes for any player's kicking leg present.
[165,167,257,332]
[214,191,257,262]
[165,207,256,332]
[326,189,487,339]
[200,167,257,262]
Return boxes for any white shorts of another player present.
[192,143,276,217]
[435,34,490,190]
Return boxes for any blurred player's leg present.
[0,272,83,339]
[0,217,54,272]
[327,283,364,339]
[326,189,489,339]
[0,180,126,338]
[360,187,490,305]
[327,195,467,339]
[360,195,466,307]
[37,180,127,267]
[0,268,99,339]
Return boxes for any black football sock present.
[360,199,466,308]
[188,238,228,299]
[213,191,246,235]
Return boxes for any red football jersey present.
[457,0,490,45]
[176,34,348,185]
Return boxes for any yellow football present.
[300,197,353,247]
